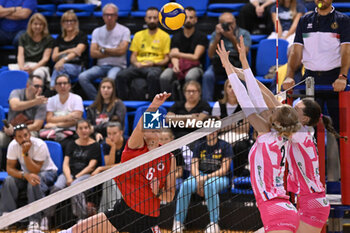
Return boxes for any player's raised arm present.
[128,92,171,149]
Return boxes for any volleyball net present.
[0,110,264,232]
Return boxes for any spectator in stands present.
[47,119,100,222]
[159,7,208,99]
[91,121,126,212]
[86,78,126,142]
[282,0,350,132]
[172,131,233,233]
[238,0,275,34]
[78,3,130,100]
[44,74,83,150]
[166,80,211,140]
[9,13,54,86]
[115,7,170,101]
[50,10,88,89]
[159,129,185,189]
[268,0,306,48]
[0,124,57,231]
[0,0,37,46]
[212,79,251,177]
[0,75,47,149]
[202,12,251,102]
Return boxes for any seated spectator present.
[172,131,233,233]
[238,0,275,34]
[46,119,100,222]
[166,80,211,139]
[0,0,37,46]
[86,78,126,142]
[116,7,170,100]
[78,3,130,100]
[50,10,88,88]
[0,124,57,231]
[268,0,305,48]
[0,75,47,152]
[91,122,126,212]
[9,13,54,86]
[212,79,251,177]
[159,129,185,190]
[159,7,208,100]
[44,74,83,150]
[202,12,251,102]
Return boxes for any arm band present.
[243,68,268,113]
[228,73,257,117]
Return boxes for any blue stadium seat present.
[56,4,96,17]
[0,71,29,111]
[0,105,5,130]
[45,141,64,175]
[132,105,167,130]
[333,3,350,16]
[207,3,244,17]
[94,0,133,17]
[37,4,56,16]
[175,0,209,17]
[255,39,288,86]
[0,172,8,184]
[131,0,169,17]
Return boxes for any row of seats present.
[37,1,350,18]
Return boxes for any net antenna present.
[0,111,245,229]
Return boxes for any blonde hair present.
[60,10,79,38]
[26,13,49,38]
[271,104,301,138]
[219,79,238,105]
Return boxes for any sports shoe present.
[204,222,220,233]
[40,217,48,231]
[27,221,40,231]
[172,220,184,233]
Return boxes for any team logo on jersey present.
[143,110,163,129]
[331,22,338,29]
[151,225,161,233]
[257,165,264,187]
[157,162,165,171]
[307,23,313,29]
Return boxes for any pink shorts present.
[258,199,299,233]
[298,192,330,228]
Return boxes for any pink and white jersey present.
[249,131,290,204]
[287,126,325,195]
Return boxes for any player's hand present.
[91,166,102,176]
[216,40,231,68]
[66,177,73,186]
[24,173,41,186]
[152,92,171,107]
[282,77,295,90]
[332,77,347,92]
[237,35,247,62]
[150,177,160,196]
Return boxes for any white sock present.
[228,73,257,117]
[243,68,268,113]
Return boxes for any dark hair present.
[107,121,123,131]
[13,123,29,135]
[183,80,201,95]
[27,75,42,85]
[55,74,70,84]
[90,78,118,113]
[146,7,158,12]
[302,99,347,141]
[185,6,196,12]
[75,119,91,129]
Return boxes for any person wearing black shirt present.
[159,7,208,99]
[92,121,126,212]
[172,131,233,232]
[50,10,88,88]
[47,120,100,221]
[166,81,211,139]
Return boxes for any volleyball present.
[159,2,186,30]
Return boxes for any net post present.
[339,91,350,205]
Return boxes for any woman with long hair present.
[51,10,88,88]
[10,13,54,85]
[217,37,301,232]
[86,78,126,142]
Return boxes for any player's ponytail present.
[322,115,348,142]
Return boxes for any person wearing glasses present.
[50,10,88,89]
[166,80,211,139]
[0,75,47,156]
[45,74,84,151]
[0,124,57,231]
[78,3,130,100]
